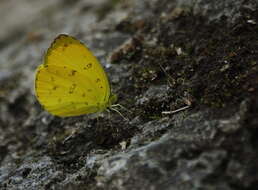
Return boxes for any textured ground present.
[0,0,258,189]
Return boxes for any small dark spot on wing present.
[83,63,92,70]
[70,70,77,76]
[87,63,92,69]
[53,85,58,90]
[69,83,77,94]
[96,78,101,83]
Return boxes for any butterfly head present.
[108,93,117,107]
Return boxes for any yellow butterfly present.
[34,34,117,117]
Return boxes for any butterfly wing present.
[35,34,111,117]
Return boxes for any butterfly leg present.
[109,107,129,121]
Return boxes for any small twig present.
[162,105,190,115]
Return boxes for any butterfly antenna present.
[109,107,129,121]
[111,104,132,113]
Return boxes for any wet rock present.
[0,0,258,189]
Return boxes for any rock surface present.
[0,0,258,189]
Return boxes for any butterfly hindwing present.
[35,34,111,116]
